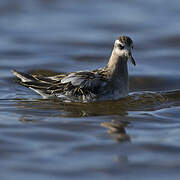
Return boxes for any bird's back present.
[12,69,109,102]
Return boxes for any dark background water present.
[1,0,180,179]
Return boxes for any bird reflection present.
[14,98,128,117]
[101,121,130,142]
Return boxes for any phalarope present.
[12,36,136,102]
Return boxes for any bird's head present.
[114,36,136,66]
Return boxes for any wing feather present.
[60,71,107,91]
[13,69,108,101]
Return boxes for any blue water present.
[1,0,180,179]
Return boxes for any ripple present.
[1,0,180,179]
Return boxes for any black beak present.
[128,52,136,66]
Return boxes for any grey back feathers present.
[59,71,108,101]
[61,71,107,89]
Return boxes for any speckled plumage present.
[12,36,135,102]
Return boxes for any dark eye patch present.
[118,44,124,50]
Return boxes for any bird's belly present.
[97,89,128,101]
[55,87,129,102]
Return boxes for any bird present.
[12,36,136,102]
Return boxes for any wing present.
[13,69,108,101]
[62,71,107,90]
[47,71,108,99]
[32,71,106,90]
[61,71,106,88]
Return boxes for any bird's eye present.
[132,46,134,49]
[119,44,124,50]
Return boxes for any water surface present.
[1,0,180,179]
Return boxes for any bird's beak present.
[128,51,136,66]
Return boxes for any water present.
[1,0,180,179]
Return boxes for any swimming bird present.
[12,36,136,102]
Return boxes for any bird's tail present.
[12,70,51,98]
[12,70,37,82]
